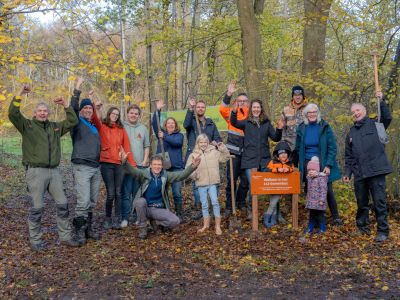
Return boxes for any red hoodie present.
[92,109,136,166]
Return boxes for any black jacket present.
[183,109,221,160]
[345,100,392,180]
[230,111,282,169]
[70,89,101,168]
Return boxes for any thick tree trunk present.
[302,0,332,98]
[236,0,266,107]
[385,39,400,197]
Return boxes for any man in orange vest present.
[219,80,249,216]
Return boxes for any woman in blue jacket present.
[295,103,343,229]
[152,100,185,219]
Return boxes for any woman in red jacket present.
[93,105,136,230]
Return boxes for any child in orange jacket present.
[264,141,294,228]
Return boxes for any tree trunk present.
[385,39,400,197]
[302,0,333,99]
[236,0,266,107]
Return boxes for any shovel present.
[228,155,242,230]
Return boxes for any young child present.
[305,156,328,233]
[264,141,294,228]
[186,134,230,235]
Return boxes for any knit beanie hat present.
[307,156,320,172]
[291,85,305,97]
[79,98,93,111]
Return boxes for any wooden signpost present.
[250,169,301,231]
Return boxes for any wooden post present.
[292,194,299,229]
[251,168,258,231]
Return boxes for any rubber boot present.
[86,212,100,240]
[198,217,210,233]
[319,222,327,234]
[73,216,87,245]
[263,213,277,228]
[103,217,112,230]
[304,219,315,234]
[215,217,222,235]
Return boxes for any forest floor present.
[0,153,400,299]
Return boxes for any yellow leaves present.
[124,95,131,102]
[139,101,146,109]
[68,75,77,82]
[381,285,389,291]
[0,35,12,44]
[0,94,6,101]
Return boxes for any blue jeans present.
[121,168,143,221]
[245,166,267,210]
[169,167,183,207]
[198,185,220,218]
[192,181,200,205]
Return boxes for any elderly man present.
[8,84,80,250]
[343,91,392,242]
[120,150,200,239]
[219,80,249,216]
[70,77,101,244]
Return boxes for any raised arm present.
[8,85,31,133]
[268,121,283,142]
[71,77,84,116]
[55,97,79,136]
[379,99,392,129]
[229,109,246,130]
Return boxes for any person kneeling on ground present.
[264,141,294,228]
[120,150,201,239]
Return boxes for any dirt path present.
[0,155,399,299]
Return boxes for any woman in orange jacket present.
[92,105,136,230]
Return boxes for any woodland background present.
[0,1,400,298]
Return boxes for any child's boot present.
[198,217,210,233]
[215,217,222,235]
[304,220,315,234]
[319,222,327,233]
[263,213,277,228]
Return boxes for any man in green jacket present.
[120,149,201,239]
[8,84,80,251]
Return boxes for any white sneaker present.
[121,220,128,228]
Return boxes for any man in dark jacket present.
[70,77,101,244]
[183,98,222,215]
[8,84,80,251]
[343,91,392,242]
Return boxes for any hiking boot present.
[31,241,47,252]
[333,218,343,226]
[263,213,276,228]
[150,219,159,234]
[357,227,371,236]
[224,209,232,218]
[138,227,148,239]
[61,238,81,247]
[103,217,112,230]
[375,233,388,243]
[73,216,87,245]
[277,213,286,224]
[86,212,100,240]
[121,220,128,228]
[112,220,122,230]
[246,210,253,221]
[318,222,327,234]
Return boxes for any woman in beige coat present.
[186,134,230,235]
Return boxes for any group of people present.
[8,78,393,251]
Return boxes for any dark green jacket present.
[295,119,341,183]
[8,96,79,168]
[123,162,196,210]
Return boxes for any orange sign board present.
[251,171,301,195]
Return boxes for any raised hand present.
[276,117,285,129]
[188,97,196,110]
[156,99,165,111]
[191,155,201,168]
[376,90,383,99]
[19,84,31,96]
[158,131,164,139]
[53,96,68,108]
[227,80,237,96]
[75,77,84,90]
[231,100,238,112]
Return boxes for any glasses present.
[307,111,318,115]
[110,112,120,116]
